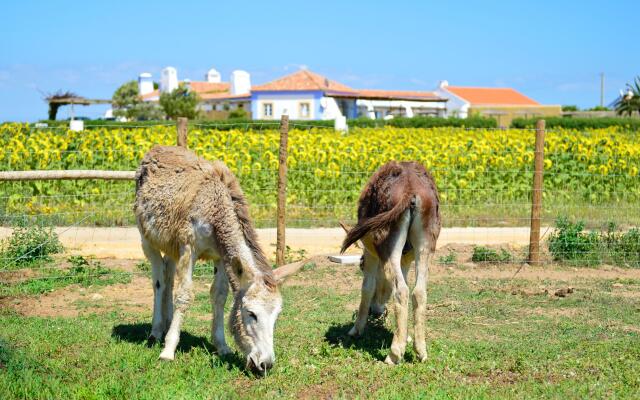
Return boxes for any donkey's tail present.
[341,193,415,253]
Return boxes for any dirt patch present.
[0,268,38,284]
[4,244,640,318]
[283,255,359,294]
[4,271,210,318]
[530,307,580,318]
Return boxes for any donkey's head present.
[228,257,283,376]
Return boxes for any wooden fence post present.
[276,114,290,267]
[177,117,188,148]
[528,119,546,265]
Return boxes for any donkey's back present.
[342,161,440,256]
[134,145,237,260]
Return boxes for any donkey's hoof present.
[417,353,428,363]
[147,334,163,345]
[158,351,175,361]
[216,346,232,356]
[384,353,402,365]
[347,326,360,337]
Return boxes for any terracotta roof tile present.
[446,86,539,106]
[141,90,159,100]
[141,81,247,101]
[252,70,356,93]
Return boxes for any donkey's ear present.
[339,220,362,249]
[273,259,308,284]
[230,256,254,287]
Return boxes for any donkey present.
[134,145,285,375]
[341,161,441,365]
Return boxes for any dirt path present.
[0,226,542,259]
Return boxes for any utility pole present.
[600,72,605,108]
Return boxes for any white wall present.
[433,83,469,118]
[320,96,343,120]
[253,93,317,119]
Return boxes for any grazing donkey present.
[341,161,441,365]
[134,145,283,375]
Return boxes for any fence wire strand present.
[1,120,639,287]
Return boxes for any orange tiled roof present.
[252,70,356,93]
[141,90,159,100]
[445,86,539,106]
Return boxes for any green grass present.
[0,256,131,297]
[1,260,640,398]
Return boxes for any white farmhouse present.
[138,67,559,124]
[140,67,448,120]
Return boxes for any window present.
[299,102,311,119]
[263,103,273,118]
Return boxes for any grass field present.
[2,255,640,399]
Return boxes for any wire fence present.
[0,119,639,289]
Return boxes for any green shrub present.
[228,109,249,119]
[548,217,600,266]
[66,256,123,287]
[601,224,640,268]
[347,116,497,129]
[36,116,497,130]
[437,250,457,265]
[548,218,640,267]
[471,246,513,263]
[511,116,640,130]
[1,225,63,268]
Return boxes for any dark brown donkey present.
[341,161,441,365]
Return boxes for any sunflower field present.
[0,122,638,227]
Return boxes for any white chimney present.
[439,80,449,88]
[138,72,154,96]
[160,66,178,93]
[206,68,221,83]
[230,70,251,95]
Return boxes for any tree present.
[614,76,640,117]
[45,91,78,120]
[159,86,200,119]
[228,108,248,119]
[112,80,164,120]
[561,105,579,112]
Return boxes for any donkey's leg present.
[409,217,432,362]
[159,244,195,361]
[162,256,176,337]
[210,260,231,355]
[349,250,378,337]
[384,210,412,365]
[141,239,167,341]
[411,247,431,362]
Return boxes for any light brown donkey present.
[134,145,283,375]
[341,161,441,365]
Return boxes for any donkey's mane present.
[215,163,277,289]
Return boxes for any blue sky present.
[1,0,638,121]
